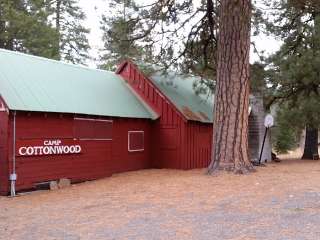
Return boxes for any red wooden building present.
[0,50,213,195]
[116,61,213,170]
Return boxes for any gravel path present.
[1,158,320,240]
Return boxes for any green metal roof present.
[150,72,214,123]
[0,49,157,119]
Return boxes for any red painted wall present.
[181,121,212,169]
[0,62,214,195]
[0,109,9,195]
[118,62,185,169]
[1,111,151,194]
[117,62,213,170]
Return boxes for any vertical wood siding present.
[1,111,151,194]
[182,122,212,169]
[0,108,9,195]
[118,62,213,170]
[118,63,186,169]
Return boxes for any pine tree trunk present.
[55,0,61,59]
[0,7,9,50]
[208,0,253,174]
[0,25,4,49]
[0,7,4,49]
[302,127,319,160]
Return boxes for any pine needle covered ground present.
[1,154,320,240]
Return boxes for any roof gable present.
[150,72,214,123]
[0,49,155,119]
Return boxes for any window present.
[128,131,144,152]
[74,118,112,140]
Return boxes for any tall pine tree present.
[263,0,320,159]
[99,0,152,71]
[0,0,58,58]
[100,0,218,76]
[208,0,253,174]
[48,0,90,64]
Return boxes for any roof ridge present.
[0,48,114,75]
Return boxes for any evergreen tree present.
[272,105,298,154]
[100,0,218,77]
[0,0,58,58]
[101,0,265,81]
[99,0,152,71]
[49,0,90,64]
[208,0,253,174]
[263,0,320,159]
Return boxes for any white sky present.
[78,0,282,67]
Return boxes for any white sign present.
[264,114,274,128]
[17,139,82,156]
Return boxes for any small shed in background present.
[248,95,272,163]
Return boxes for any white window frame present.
[74,117,113,123]
[128,131,144,152]
[74,117,113,141]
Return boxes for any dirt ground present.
[1,154,320,240]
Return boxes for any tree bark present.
[301,127,319,160]
[55,0,61,60]
[0,5,9,50]
[208,0,254,174]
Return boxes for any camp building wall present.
[117,62,185,169]
[1,111,151,194]
[0,100,9,195]
[182,122,212,169]
[117,62,212,169]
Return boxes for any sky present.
[78,0,282,67]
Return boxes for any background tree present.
[0,0,58,58]
[262,0,320,159]
[48,0,90,64]
[250,62,269,94]
[99,0,151,71]
[99,0,219,78]
[207,0,253,174]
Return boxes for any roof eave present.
[120,80,160,120]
